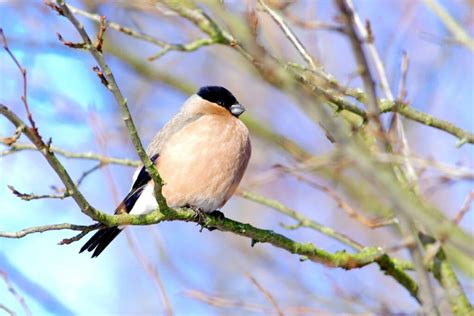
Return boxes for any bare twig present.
[56,32,87,49]
[66,4,169,47]
[58,224,102,245]
[335,0,387,147]
[7,185,69,201]
[283,11,345,33]
[0,28,38,136]
[0,271,32,316]
[397,51,409,102]
[0,223,100,239]
[184,289,332,314]
[125,231,173,316]
[0,303,16,316]
[423,0,474,51]
[453,191,474,225]
[64,3,214,62]
[95,15,106,52]
[0,142,140,166]
[184,289,269,313]
[246,274,284,316]
[258,0,317,70]
[76,162,105,187]
[278,170,397,229]
[1,104,104,220]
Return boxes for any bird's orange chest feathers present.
[157,109,251,211]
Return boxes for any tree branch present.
[67,3,474,145]
[0,271,31,316]
[239,190,420,301]
[0,223,100,239]
[423,0,474,51]
[50,0,168,212]
[0,141,140,166]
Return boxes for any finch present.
[80,86,251,257]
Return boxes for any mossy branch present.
[1,101,421,300]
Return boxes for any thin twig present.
[0,29,37,134]
[0,142,140,166]
[246,274,284,316]
[397,51,409,102]
[7,185,69,201]
[184,289,270,313]
[453,191,474,225]
[67,4,169,47]
[283,11,345,33]
[258,0,317,70]
[95,15,106,52]
[0,223,100,239]
[76,162,105,187]
[278,170,397,229]
[64,3,214,62]
[125,231,173,316]
[58,224,102,245]
[335,0,388,148]
[1,104,103,220]
[0,271,32,316]
[423,0,474,51]
[0,303,16,316]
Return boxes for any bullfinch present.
[80,86,251,257]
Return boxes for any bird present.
[80,86,251,258]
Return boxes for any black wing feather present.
[79,154,159,258]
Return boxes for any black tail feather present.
[79,154,160,258]
[79,227,122,258]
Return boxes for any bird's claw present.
[188,206,225,232]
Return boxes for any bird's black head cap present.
[197,86,238,109]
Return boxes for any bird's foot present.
[189,205,206,223]
[188,206,225,232]
[187,205,212,231]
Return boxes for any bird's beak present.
[230,103,245,117]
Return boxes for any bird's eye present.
[217,101,223,106]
